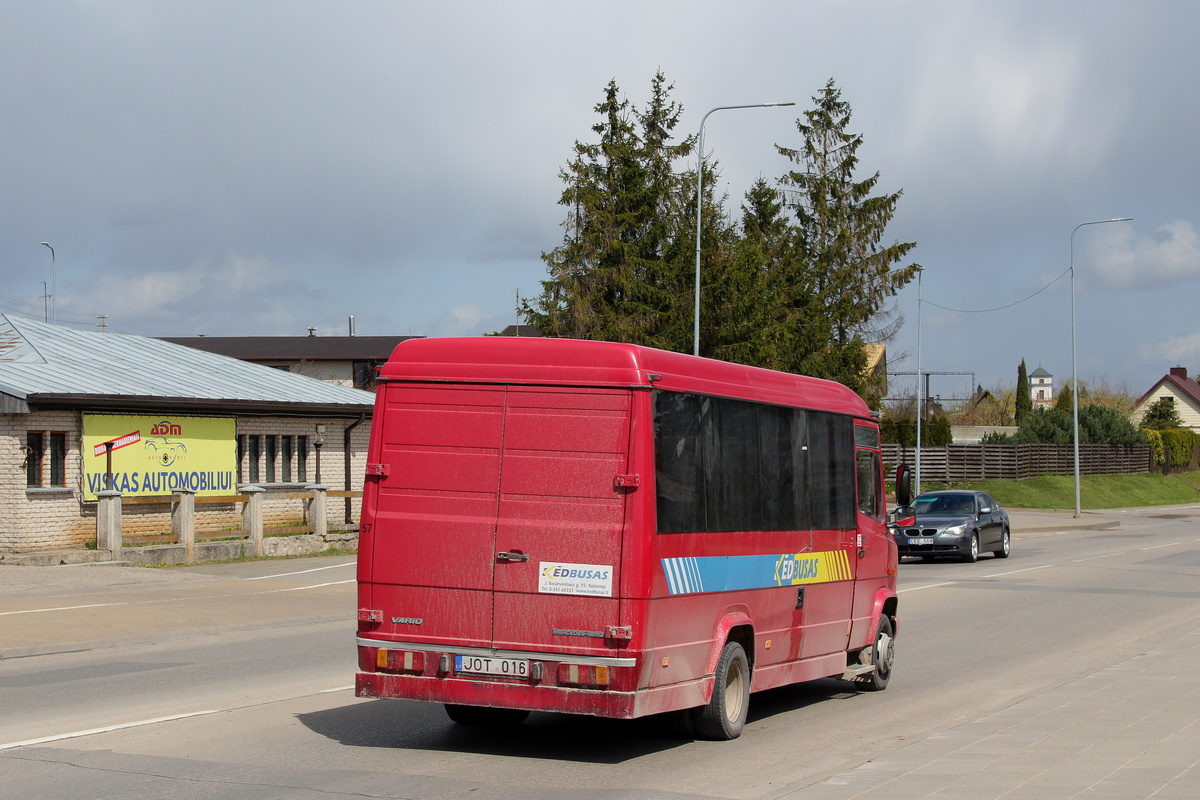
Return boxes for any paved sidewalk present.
[777,625,1200,799]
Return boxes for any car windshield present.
[912,495,974,516]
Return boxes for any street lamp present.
[914,266,924,495]
[692,101,795,357]
[1070,217,1132,517]
[40,242,55,324]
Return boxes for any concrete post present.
[307,484,328,539]
[173,488,196,562]
[242,485,265,558]
[96,490,123,561]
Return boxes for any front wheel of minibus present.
[856,614,895,692]
[692,641,751,740]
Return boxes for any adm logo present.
[145,420,188,466]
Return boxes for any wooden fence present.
[881,444,1151,483]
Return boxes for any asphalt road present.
[2,507,1199,799]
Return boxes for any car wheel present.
[961,533,979,563]
[855,614,895,692]
[444,704,530,727]
[994,527,1011,559]
[691,641,750,740]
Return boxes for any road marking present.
[320,685,355,694]
[244,561,356,581]
[1139,542,1183,551]
[0,603,126,617]
[900,564,1056,593]
[0,710,220,751]
[898,581,957,593]
[265,579,356,593]
[981,565,1055,578]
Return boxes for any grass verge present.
[924,470,1200,510]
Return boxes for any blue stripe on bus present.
[661,551,853,595]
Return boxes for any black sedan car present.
[889,490,1010,563]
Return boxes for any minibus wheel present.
[856,615,894,692]
[444,704,530,727]
[692,641,750,740]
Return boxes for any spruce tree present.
[775,79,919,390]
[525,74,694,344]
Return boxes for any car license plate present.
[455,655,530,678]
[908,537,934,545]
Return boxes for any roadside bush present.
[1012,406,1148,446]
[880,416,952,446]
[1154,427,1199,468]
[980,430,1013,444]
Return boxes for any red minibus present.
[355,338,898,739]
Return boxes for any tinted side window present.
[653,391,707,533]
[653,390,854,533]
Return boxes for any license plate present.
[908,537,934,545]
[455,655,530,678]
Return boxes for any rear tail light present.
[557,663,609,687]
[376,649,425,674]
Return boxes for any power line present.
[923,266,1070,314]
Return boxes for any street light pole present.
[40,242,55,325]
[1070,217,1132,517]
[693,101,795,357]
[914,267,924,496]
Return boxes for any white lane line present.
[0,710,220,751]
[898,581,957,594]
[0,603,127,617]
[1139,542,1183,551]
[244,561,356,581]
[265,579,356,593]
[320,685,355,694]
[900,563,1056,593]
[980,565,1055,578]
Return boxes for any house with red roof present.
[1131,367,1200,432]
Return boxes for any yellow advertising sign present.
[82,414,237,501]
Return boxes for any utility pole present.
[96,315,108,332]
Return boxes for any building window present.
[282,436,293,482]
[248,435,260,483]
[353,360,378,391]
[49,432,66,487]
[26,432,44,487]
[297,435,308,482]
[265,435,277,483]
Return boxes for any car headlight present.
[943,523,969,537]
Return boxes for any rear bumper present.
[356,671,709,719]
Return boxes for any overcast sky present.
[3,1,1198,400]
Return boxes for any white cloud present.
[1080,220,1200,291]
[429,305,487,338]
[1138,331,1200,366]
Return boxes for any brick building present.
[1,314,375,554]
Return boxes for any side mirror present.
[895,464,913,507]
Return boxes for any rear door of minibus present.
[490,386,632,658]
[365,382,632,658]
